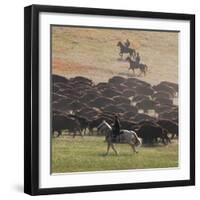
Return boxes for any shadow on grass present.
[141,143,167,148]
[97,152,139,157]
[141,140,178,148]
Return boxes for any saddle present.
[111,135,120,143]
[111,130,123,143]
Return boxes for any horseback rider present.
[135,52,141,65]
[112,115,121,141]
[124,39,130,48]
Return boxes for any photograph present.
[24,5,195,195]
[51,25,179,173]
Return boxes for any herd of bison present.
[52,74,178,145]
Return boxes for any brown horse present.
[117,41,136,59]
[126,57,148,76]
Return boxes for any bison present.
[88,97,114,108]
[69,76,93,86]
[160,81,178,93]
[152,91,173,100]
[52,115,81,137]
[157,119,178,139]
[136,99,157,112]
[137,123,170,145]
[154,97,173,105]
[113,95,131,105]
[101,88,122,98]
[52,74,68,84]
[153,83,176,98]
[108,76,126,85]
[135,86,154,96]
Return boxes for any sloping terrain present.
[52,26,178,85]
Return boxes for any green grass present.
[51,136,178,173]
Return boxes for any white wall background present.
[0,0,199,199]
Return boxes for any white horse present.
[97,120,142,155]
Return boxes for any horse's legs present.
[110,143,118,155]
[167,136,171,144]
[130,143,138,153]
[138,69,142,77]
[143,65,148,76]
[72,132,76,138]
[105,143,110,156]
[161,136,166,145]
[119,52,123,59]
[75,128,82,137]
[88,128,93,136]
[132,68,135,76]
[84,128,87,136]
[141,68,145,76]
[57,130,62,137]
[80,129,83,137]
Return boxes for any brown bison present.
[136,99,157,112]
[101,88,122,98]
[52,74,68,84]
[137,123,170,145]
[134,113,156,122]
[160,81,178,93]
[108,76,126,85]
[157,119,178,139]
[152,91,173,100]
[113,95,131,105]
[88,97,114,108]
[154,97,173,105]
[122,89,136,98]
[52,115,81,137]
[153,84,176,97]
[135,86,154,96]
[69,76,93,86]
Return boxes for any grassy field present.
[51,136,178,173]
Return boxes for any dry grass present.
[52,26,178,85]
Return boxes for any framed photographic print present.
[24,4,195,195]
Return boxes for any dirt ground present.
[51,26,178,85]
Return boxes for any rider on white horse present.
[112,115,121,142]
[97,120,142,155]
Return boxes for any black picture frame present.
[24,4,195,196]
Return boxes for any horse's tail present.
[132,131,142,147]
[135,136,142,147]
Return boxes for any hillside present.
[51,26,178,85]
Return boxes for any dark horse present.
[117,41,136,59]
[126,57,148,76]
